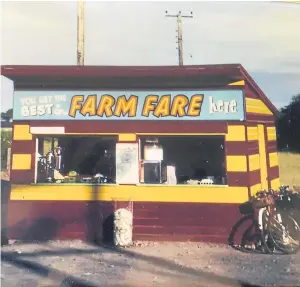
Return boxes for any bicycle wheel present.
[268,211,300,254]
[259,208,276,254]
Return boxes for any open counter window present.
[36,136,117,184]
[139,136,227,185]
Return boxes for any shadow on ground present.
[2,241,262,287]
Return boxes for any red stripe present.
[27,120,228,134]
[227,172,248,186]
[227,170,261,187]
[10,170,34,183]
[12,141,35,154]
[246,114,275,123]
[225,141,258,155]
[225,142,247,155]
[268,166,280,181]
[244,84,259,99]
[249,170,261,186]
[248,141,259,155]
[266,141,277,153]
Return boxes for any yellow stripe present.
[225,125,246,142]
[13,125,32,140]
[136,133,225,136]
[10,185,249,203]
[269,152,279,167]
[267,127,276,141]
[12,154,31,170]
[270,178,280,190]
[118,133,136,142]
[228,80,245,86]
[246,98,273,115]
[226,155,247,172]
[250,183,262,197]
[248,154,260,171]
[247,126,258,141]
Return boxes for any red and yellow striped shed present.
[1,64,279,243]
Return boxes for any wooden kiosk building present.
[1,64,279,243]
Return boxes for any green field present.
[279,152,300,187]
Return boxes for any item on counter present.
[54,169,65,183]
[165,165,177,185]
[66,170,78,183]
[80,176,92,183]
[93,173,108,183]
[68,170,78,177]
[143,160,163,184]
[186,179,200,185]
[186,178,214,185]
[144,144,163,161]
[46,150,55,181]
[200,178,214,185]
[54,145,63,171]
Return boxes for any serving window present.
[34,134,226,186]
[139,136,227,185]
[36,136,117,184]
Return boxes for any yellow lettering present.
[187,94,204,116]
[142,95,158,117]
[97,95,115,117]
[114,95,138,117]
[171,95,189,117]
[80,95,97,116]
[153,95,171,118]
[69,95,84,118]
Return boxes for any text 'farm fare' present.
[69,94,205,118]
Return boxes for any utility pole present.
[165,11,193,66]
[77,0,85,66]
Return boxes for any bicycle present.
[239,190,276,254]
[270,186,300,254]
[240,188,300,254]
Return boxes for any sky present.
[1,1,300,113]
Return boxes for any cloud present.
[1,1,299,110]
[250,71,300,108]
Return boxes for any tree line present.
[276,94,300,152]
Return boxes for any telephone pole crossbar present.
[165,11,193,66]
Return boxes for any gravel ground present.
[1,240,299,287]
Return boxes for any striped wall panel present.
[225,125,248,186]
[11,124,36,184]
[244,83,275,123]
[246,98,273,115]
[225,124,259,189]
[265,125,280,189]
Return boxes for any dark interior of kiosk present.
[37,136,117,184]
[140,136,226,185]
[36,135,226,185]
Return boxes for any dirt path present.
[1,240,299,287]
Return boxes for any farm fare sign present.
[13,90,245,121]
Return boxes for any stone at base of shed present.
[6,201,244,245]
